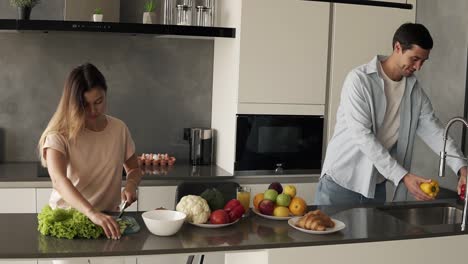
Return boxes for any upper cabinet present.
[238,0,329,108]
[326,0,416,141]
[212,0,330,173]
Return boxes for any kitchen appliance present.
[235,114,324,174]
[184,128,214,165]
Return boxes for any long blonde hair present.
[38,63,108,167]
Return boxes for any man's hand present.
[457,166,467,195]
[402,173,434,201]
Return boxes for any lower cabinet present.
[137,252,224,264]
[0,260,37,264]
[137,186,177,211]
[37,256,136,264]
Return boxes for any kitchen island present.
[1,200,468,264]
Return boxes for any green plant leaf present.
[144,0,155,12]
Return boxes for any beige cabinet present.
[326,1,416,141]
[0,188,36,213]
[237,0,329,110]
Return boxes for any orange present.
[253,193,264,209]
[288,197,307,216]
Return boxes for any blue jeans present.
[314,175,386,205]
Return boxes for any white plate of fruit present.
[252,182,308,221]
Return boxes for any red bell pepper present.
[460,184,466,201]
[224,199,241,212]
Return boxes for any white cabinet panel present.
[137,186,177,211]
[326,1,416,140]
[36,188,137,213]
[38,256,135,264]
[238,0,329,106]
[0,260,37,264]
[36,188,52,213]
[0,188,36,213]
[137,254,192,264]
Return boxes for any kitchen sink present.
[378,204,463,226]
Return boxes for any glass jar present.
[195,6,212,27]
[176,4,192,25]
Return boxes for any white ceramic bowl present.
[142,210,186,236]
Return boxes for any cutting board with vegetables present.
[118,216,140,235]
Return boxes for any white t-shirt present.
[375,62,406,183]
[42,115,135,212]
[376,62,406,150]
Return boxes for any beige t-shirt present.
[42,115,135,212]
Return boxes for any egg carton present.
[138,153,176,166]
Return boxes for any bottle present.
[176,4,192,25]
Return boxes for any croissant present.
[295,210,335,231]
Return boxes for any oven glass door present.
[235,115,323,172]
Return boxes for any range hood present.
[0,19,236,39]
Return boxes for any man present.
[315,23,467,204]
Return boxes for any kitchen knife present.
[118,200,127,219]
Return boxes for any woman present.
[38,63,142,240]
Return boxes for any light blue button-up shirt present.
[322,55,467,199]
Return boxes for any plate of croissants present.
[288,209,345,234]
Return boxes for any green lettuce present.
[38,205,104,239]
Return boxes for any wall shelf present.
[0,19,236,39]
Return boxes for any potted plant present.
[143,0,156,24]
[10,0,40,20]
[93,8,103,22]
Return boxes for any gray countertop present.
[0,199,467,259]
[0,162,318,188]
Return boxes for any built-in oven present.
[235,114,324,175]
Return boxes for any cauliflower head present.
[176,195,211,224]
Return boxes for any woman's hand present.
[87,209,121,239]
[121,180,138,206]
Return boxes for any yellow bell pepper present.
[420,181,440,198]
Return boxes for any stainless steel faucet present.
[438,117,468,230]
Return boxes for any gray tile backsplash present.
[0,1,214,162]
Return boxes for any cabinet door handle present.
[186,255,195,264]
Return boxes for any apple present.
[209,209,230,224]
[264,189,278,202]
[268,182,283,194]
[276,193,291,207]
[258,199,275,215]
[283,185,296,198]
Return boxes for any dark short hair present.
[392,23,433,51]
